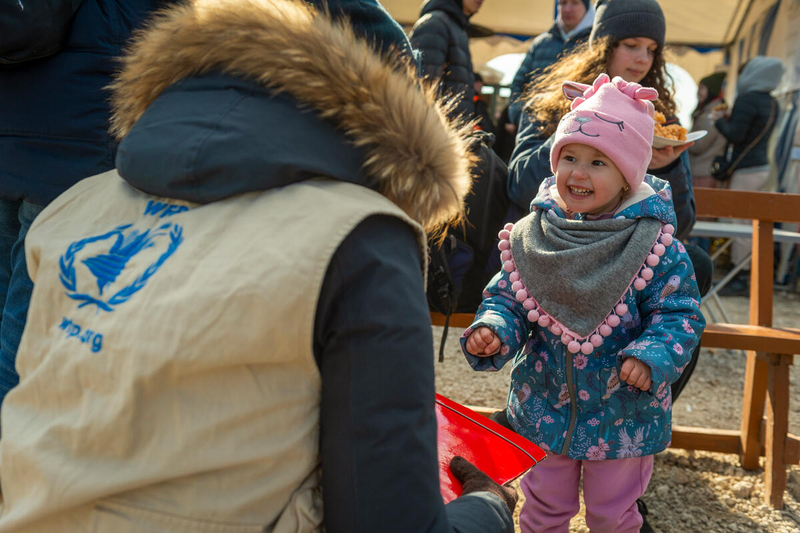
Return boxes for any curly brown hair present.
[523,36,676,137]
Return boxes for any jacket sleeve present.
[688,110,723,155]
[617,241,706,397]
[459,269,531,372]
[315,215,513,533]
[0,0,84,64]
[410,14,450,82]
[508,43,538,125]
[715,92,758,146]
[649,151,696,241]
[507,113,556,211]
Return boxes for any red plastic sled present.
[436,394,547,503]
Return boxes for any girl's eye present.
[564,155,576,162]
[592,160,605,166]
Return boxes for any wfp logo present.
[59,222,183,312]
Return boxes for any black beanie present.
[589,0,666,49]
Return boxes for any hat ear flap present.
[570,97,587,110]
[634,87,659,101]
[593,73,610,91]
[562,81,591,101]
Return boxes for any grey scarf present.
[509,210,662,338]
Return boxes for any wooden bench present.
[430,188,800,509]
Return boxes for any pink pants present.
[519,453,654,533]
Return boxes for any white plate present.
[653,129,707,149]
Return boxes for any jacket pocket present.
[91,500,266,533]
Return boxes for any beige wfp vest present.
[0,171,425,532]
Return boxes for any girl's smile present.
[556,143,628,216]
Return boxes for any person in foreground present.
[462,74,705,532]
[0,0,516,531]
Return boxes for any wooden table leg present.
[764,354,790,509]
[740,351,768,470]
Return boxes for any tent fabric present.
[383,0,742,47]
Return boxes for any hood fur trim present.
[109,0,474,232]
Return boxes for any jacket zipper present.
[560,344,578,455]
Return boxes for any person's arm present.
[649,151,696,241]
[617,241,705,396]
[507,113,555,211]
[460,269,530,372]
[688,111,722,155]
[315,216,514,533]
[715,93,758,145]
[0,0,84,64]
[409,14,450,81]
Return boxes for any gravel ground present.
[434,291,800,532]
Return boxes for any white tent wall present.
[720,0,800,96]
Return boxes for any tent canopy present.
[382,0,748,48]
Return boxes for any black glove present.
[449,456,519,513]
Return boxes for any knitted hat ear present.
[592,73,610,92]
[562,80,592,101]
[634,87,659,101]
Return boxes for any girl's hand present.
[465,327,501,357]
[620,358,652,391]
[648,143,693,171]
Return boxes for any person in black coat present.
[3,0,519,530]
[410,0,485,122]
[507,0,594,128]
[0,0,167,408]
[714,56,784,295]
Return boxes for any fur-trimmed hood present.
[110,0,474,232]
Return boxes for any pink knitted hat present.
[550,74,658,191]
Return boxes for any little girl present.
[462,74,705,533]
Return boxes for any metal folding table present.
[690,221,800,323]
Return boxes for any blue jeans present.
[0,199,44,406]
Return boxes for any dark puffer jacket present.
[0,0,166,206]
[715,56,783,171]
[508,23,592,125]
[410,0,474,121]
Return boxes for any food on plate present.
[653,111,687,141]
[712,103,728,112]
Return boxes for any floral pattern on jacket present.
[461,175,705,460]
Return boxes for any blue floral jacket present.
[461,176,705,460]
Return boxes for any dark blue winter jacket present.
[0,0,165,206]
[508,23,592,125]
